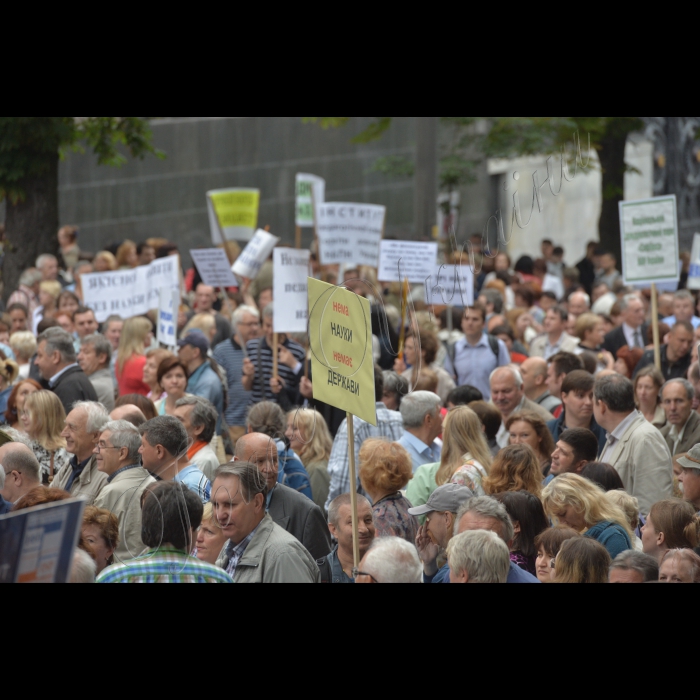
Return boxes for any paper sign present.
[296,174,325,228]
[378,240,439,283]
[425,266,475,307]
[316,203,386,267]
[687,234,700,291]
[0,499,86,584]
[620,195,680,286]
[207,189,260,244]
[274,249,311,334]
[190,249,238,288]
[157,288,180,348]
[308,278,377,426]
[83,257,180,323]
[232,230,281,280]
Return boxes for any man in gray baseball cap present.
[409,484,474,584]
[677,446,700,514]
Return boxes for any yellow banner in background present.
[210,190,260,229]
[308,279,377,426]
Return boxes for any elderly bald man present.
[520,357,563,415]
[0,442,42,507]
[234,433,332,560]
[110,404,147,429]
[491,366,555,449]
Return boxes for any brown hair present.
[468,401,503,443]
[634,366,664,407]
[82,506,120,561]
[534,527,581,558]
[115,394,158,421]
[13,486,71,511]
[407,328,439,366]
[157,357,189,386]
[616,346,644,377]
[649,499,700,550]
[505,410,555,464]
[359,438,413,494]
[466,302,487,323]
[247,402,285,439]
[555,538,612,584]
[436,407,493,486]
[561,370,595,395]
[483,444,543,499]
[4,378,42,425]
[575,313,602,343]
[413,369,439,393]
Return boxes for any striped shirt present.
[213,337,251,427]
[174,465,211,504]
[223,524,260,580]
[246,337,305,405]
[97,548,233,584]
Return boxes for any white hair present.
[232,305,260,332]
[70,548,97,584]
[35,254,57,269]
[72,402,110,434]
[490,365,524,389]
[570,291,591,308]
[362,538,422,584]
[447,530,511,584]
[102,420,142,463]
[400,391,442,429]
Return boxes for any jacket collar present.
[238,514,275,568]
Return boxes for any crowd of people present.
[2,228,700,584]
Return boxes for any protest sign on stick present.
[620,195,680,370]
[190,249,238,288]
[273,249,310,334]
[296,174,325,249]
[425,266,475,308]
[157,288,180,351]
[316,203,386,267]
[378,240,438,283]
[207,189,260,244]
[687,234,700,291]
[232,230,280,281]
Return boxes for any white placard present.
[273,249,311,333]
[425,266,475,307]
[316,202,386,267]
[157,288,180,348]
[83,257,180,323]
[688,234,700,291]
[296,174,325,228]
[190,249,238,288]
[620,195,680,287]
[378,240,439,283]
[232,230,281,280]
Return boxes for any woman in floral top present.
[21,391,71,485]
[359,438,418,544]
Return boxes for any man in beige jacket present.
[93,421,155,563]
[594,374,673,515]
[213,462,320,584]
[529,307,580,361]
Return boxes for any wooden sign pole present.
[296,225,302,250]
[273,333,279,380]
[346,412,361,578]
[651,283,661,371]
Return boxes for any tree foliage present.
[0,117,162,203]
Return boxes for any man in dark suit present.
[235,433,332,560]
[603,294,649,358]
[35,328,98,415]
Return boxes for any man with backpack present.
[444,303,511,402]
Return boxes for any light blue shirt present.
[0,343,15,362]
[663,315,700,330]
[174,465,211,504]
[399,431,442,474]
[444,336,510,402]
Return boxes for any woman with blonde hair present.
[0,355,19,415]
[634,366,666,428]
[506,411,555,477]
[641,499,700,564]
[9,332,37,381]
[116,317,153,397]
[93,251,118,272]
[358,438,417,543]
[183,314,217,348]
[606,490,644,551]
[21,391,70,485]
[142,348,175,402]
[116,241,139,269]
[484,444,544,499]
[32,280,62,334]
[542,473,633,559]
[195,502,229,566]
[285,408,332,510]
[407,406,491,509]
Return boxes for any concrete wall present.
[57,117,421,263]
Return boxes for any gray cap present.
[408,484,475,517]
[677,445,700,471]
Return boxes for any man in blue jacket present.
[178,332,224,433]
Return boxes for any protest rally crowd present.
[2,226,700,585]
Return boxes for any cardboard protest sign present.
[308,279,377,426]
[620,195,680,287]
[688,234,700,291]
[378,240,438,283]
[316,203,386,267]
[190,249,238,288]
[207,189,260,244]
[296,174,325,228]
[83,257,180,323]
[273,249,310,334]
[0,498,85,584]
[425,266,475,307]
[157,288,180,348]
[232,230,280,280]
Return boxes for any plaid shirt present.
[325,403,404,511]
[223,524,260,581]
[96,549,233,584]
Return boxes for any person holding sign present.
[242,304,305,410]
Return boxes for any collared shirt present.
[663,315,700,330]
[399,431,442,474]
[444,335,510,401]
[668,415,693,456]
[49,363,80,388]
[326,403,404,511]
[600,410,641,462]
[97,548,233,584]
[64,455,92,493]
[107,463,143,485]
[174,465,211,504]
[328,546,354,584]
[622,323,644,349]
[543,334,565,360]
[224,524,260,581]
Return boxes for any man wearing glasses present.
[93,420,155,563]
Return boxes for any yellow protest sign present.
[308,278,377,426]
[207,189,260,243]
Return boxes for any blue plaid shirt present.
[224,523,260,581]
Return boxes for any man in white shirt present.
[529,307,580,360]
[398,392,443,473]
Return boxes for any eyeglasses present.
[95,445,121,453]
